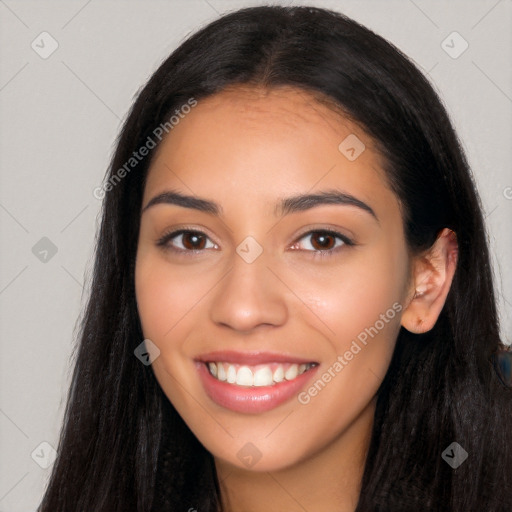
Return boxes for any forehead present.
[160,85,365,149]
[143,85,395,218]
[188,85,345,127]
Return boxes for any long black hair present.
[38,5,512,511]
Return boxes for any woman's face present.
[135,85,413,472]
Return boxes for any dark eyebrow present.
[276,189,377,221]
[142,191,221,215]
[141,189,378,221]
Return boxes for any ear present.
[401,228,458,334]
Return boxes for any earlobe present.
[401,228,458,334]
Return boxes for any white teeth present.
[226,364,237,384]
[253,367,273,386]
[217,363,227,381]
[236,366,253,386]
[207,361,315,387]
[284,364,298,381]
[273,366,285,383]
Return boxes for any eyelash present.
[155,227,355,259]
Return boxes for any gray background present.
[0,0,510,510]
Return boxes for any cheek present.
[135,260,171,341]
[294,242,407,399]
[135,255,207,417]
[308,278,402,400]
[135,252,207,342]
[296,244,408,352]
[317,276,403,353]
[290,269,404,458]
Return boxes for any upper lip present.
[195,350,317,365]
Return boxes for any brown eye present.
[181,232,207,250]
[293,230,353,255]
[156,229,216,252]
[309,232,337,251]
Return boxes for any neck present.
[215,397,376,512]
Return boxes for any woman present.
[38,5,512,511]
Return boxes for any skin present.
[135,85,458,512]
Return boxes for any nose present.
[209,248,288,333]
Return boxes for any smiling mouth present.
[205,361,318,387]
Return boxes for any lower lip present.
[196,362,319,414]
